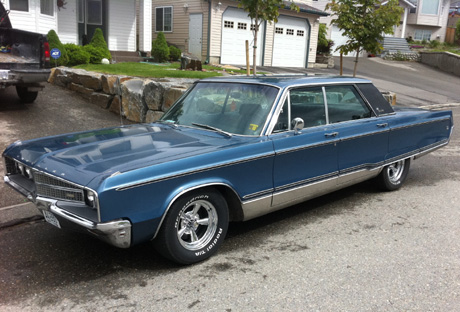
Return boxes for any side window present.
[290,87,326,128]
[273,99,289,133]
[325,86,372,123]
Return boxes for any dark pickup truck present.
[0,3,50,103]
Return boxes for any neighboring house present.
[151,0,328,68]
[311,0,451,56]
[0,0,151,54]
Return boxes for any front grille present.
[34,172,85,203]
[4,157,18,175]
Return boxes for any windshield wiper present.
[191,123,233,138]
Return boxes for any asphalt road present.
[0,60,460,311]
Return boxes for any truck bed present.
[0,52,35,63]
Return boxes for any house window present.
[414,29,432,40]
[224,20,234,28]
[297,30,304,37]
[421,0,440,15]
[40,0,54,16]
[10,0,29,12]
[87,0,102,25]
[77,0,84,23]
[238,22,247,30]
[156,6,173,32]
[286,29,294,35]
[251,24,257,31]
[275,27,283,34]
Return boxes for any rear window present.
[357,83,394,116]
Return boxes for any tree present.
[152,32,170,63]
[326,0,403,76]
[237,0,298,75]
[90,28,111,60]
[47,29,69,66]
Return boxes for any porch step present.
[110,51,143,63]
[380,37,418,57]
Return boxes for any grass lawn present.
[73,62,266,78]
[73,62,223,79]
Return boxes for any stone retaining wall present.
[48,67,197,123]
[419,51,460,77]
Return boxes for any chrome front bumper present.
[35,197,132,249]
[4,175,132,248]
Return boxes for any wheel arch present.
[152,182,244,240]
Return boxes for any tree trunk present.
[353,48,360,77]
[252,19,258,76]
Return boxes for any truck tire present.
[16,86,38,103]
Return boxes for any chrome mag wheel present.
[177,199,218,251]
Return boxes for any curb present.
[0,202,43,230]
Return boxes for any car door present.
[324,85,390,187]
[270,87,340,208]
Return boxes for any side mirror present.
[291,117,304,134]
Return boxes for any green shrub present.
[317,24,334,55]
[83,45,107,64]
[152,32,170,63]
[429,40,440,48]
[169,45,182,61]
[64,43,90,66]
[421,39,427,45]
[89,28,111,60]
[47,29,68,66]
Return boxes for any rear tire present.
[16,86,38,103]
[376,159,411,191]
[154,188,229,264]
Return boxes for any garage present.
[330,25,357,57]
[272,16,309,67]
[220,8,264,66]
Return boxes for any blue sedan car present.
[3,75,454,264]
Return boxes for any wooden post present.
[246,40,250,76]
[340,52,343,76]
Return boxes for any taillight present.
[44,42,50,62]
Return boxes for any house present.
[311,0,452,56]
[151,0,328,68]
[0,0,152,56]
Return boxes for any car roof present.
[200,74,372,89]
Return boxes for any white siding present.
[138,0,152,52]
[57,0,78,44]
[108,0,136,51]
[5,0,57,34]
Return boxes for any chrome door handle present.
[377,123,388,128]
[325,132,339,138]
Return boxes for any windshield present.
[161,82,279,136]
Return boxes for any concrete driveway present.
[258,56,460,107]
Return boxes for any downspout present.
[305,18,311,69]
[206,0,212,64]
[262,20,267,66]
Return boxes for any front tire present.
[377,159,411,191]
[16,86,38,103]
[154,188,229,264]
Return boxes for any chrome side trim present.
[35,197,131,248]
[242,188,273,200]
[275,140,338,155]
[413,139,449,159]
[274,171,338,192]
[390,117,452,131]
[116,152,274,191]
[340,128,390,142]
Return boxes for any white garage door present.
[272,16,308,67]
[331,25,356,57]
[221,8,264,66]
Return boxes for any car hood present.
[4,123,249,187]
